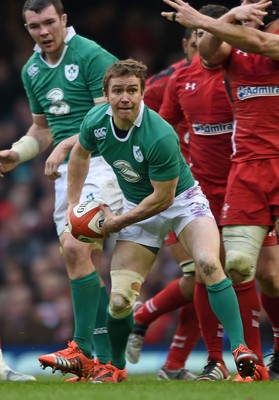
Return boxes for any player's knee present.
[196,255,220,277]
[225,250,255,284]
[222,225,265,284]
[60,232,97,265]
[60,238,78,263]
[109,270,145,318]
[110,293,132,318]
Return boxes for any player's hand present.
[0,150,20,177]
[161,0,203,29]
[229,0,271,25]
[99,204,121,237]
[44,146,67,180]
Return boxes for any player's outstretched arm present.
[161,0,270,29]
[161,0,279,60]
[199,1,269,65]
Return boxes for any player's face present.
[105,75,144,130]
[182,31,197,62]
[24,5,67,61]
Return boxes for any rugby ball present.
[68,200,109,242]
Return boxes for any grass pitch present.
[1,375,279,400]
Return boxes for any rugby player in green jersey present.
[67,58,259,383]
[0,0,122,381]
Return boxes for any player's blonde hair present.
[103,59,147,94]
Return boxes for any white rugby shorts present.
[118,182,214,249]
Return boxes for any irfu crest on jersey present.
[65,64,79,81]
[133,146,144,162]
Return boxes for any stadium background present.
[0,0,273,376]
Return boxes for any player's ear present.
[61,13,67,26]
[103,88,109,101]
[181,38,188,55]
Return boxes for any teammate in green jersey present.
[67,58,259,383]
[0,0,122,381]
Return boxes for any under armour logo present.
[185,82,196,91]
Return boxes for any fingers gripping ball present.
[68,200,110,242]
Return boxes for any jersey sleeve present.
[21,65,44,115]
[79,115,98,152]
[159,71,184,126]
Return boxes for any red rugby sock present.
[164,302,200,370]
[134,278,190,326]
[234,279,264,365]
[194,282,223,361]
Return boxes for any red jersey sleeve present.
[159,70,184,126]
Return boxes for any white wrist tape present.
[11,136,40,163]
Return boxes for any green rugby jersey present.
[79,102,195,204]
[21,27,118,147]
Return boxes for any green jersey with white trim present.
[21,27,118,147]
[79,101,195,204]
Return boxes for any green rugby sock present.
[93,286,111,364]
[207,277,246,352]
[70,271,100,358]
[107,312,134,369]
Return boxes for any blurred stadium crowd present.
[0,0,272,351]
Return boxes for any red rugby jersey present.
[144,59,187,112]
[144,59,190,162]
[225,43,279,162]
[159,55,233,187]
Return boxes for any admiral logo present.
[94,127,106,139]
[27,63,39,79]
[237,86,279,100]
[192,122,233,135]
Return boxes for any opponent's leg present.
[222,225,269,381]
[179,217,258,379]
